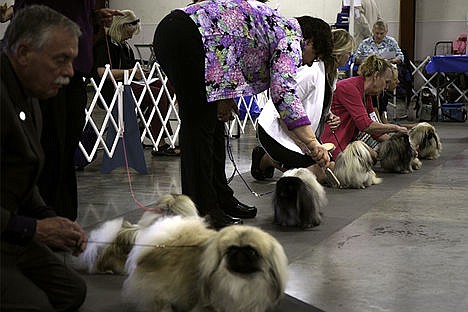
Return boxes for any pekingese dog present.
[379,133,422,174]
[334,140,382,189]
[77,194,198,274]
[123,216,288,312]
[273,168,327,230]
[409,122,442,160]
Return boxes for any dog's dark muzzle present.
[226,246,261,274]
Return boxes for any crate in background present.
[440,103,467,122]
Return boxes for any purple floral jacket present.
[183,0,310,129]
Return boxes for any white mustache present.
[54,76,70,85]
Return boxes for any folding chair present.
[434,41,453,56]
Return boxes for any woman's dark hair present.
[295,16,332,61]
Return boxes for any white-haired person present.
[1,5,87,310]
[355,19,404,65]
[93,10,179,156]
[251,28,354,187]
[321,55,408,161]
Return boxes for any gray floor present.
[73,121,468,312]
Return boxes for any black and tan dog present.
[273,168,327,230]
[379,133,422,173]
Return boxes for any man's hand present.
[36,217,88,256]
[216,99,238,122]
[95,8,123,28]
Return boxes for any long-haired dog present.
[334,140,382,189]
[379,133,422,173]
[273,168,327,230]
[123,216,288,312]
[77,194,198,274]
[409,122,442,160]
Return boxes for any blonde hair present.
[326,29,354,82]
[357,54,392,77]
[107,10,140,42]
[331,29,355,57]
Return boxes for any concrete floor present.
[73,121,468,312]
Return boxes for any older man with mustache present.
[1,5,88,311]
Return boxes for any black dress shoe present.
[208,211,243,229]
[251,146,275,180]
[223,198,257,219]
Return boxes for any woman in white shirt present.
[252,29,354,185]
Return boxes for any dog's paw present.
[412,158,423,170]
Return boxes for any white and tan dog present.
[123,216,288,312]
[273,168,327,230]
[334,140,382,189]
[77,194,198,274]
[409,122,442,160]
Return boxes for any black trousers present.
[154,10,234,216]
[257,125,316,169]
[0,241,86,311]
[37,75,87,221]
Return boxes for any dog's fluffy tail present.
[369,171,383,186]
[75,217,125,273]
[138,194,198,227]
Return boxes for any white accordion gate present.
[77,61,264,164]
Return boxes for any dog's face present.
[380,133,417,173]
[274,176,322,229]
[199,225,288,311]
[409,122,442,159]
[274,176,305,227]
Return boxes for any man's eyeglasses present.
[126,19,140,26]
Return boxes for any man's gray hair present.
[2,5,81,54]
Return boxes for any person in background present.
[355,19,404,65]
[0,0,14,22]
[252,28,355,186]
[14,0,122,221]
[354,19,404,126]
[374,65,399,124]
[353,0,382,47]
[1,6,87,310]
[154,0,331,228]
[321,55,408,160]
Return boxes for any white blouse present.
[258,61,326,155]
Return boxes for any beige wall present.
[2,0,467,61]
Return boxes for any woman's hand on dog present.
[307,140,330,168]
[394,124,409,134]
